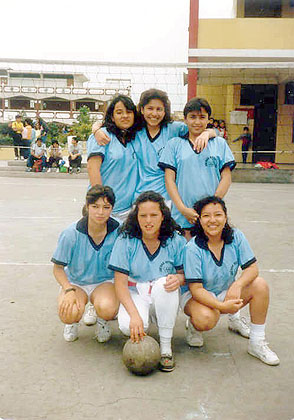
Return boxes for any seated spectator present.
[22,119,36,159]
[68,137,82,173]
[47,140,63,172]
[26,138,47,172]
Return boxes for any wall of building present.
[198,18,294,49]
[276,84,294,163]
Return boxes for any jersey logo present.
[157,146,165,158]
[205,156,218,168]
[159,261,174,275]
[230,261,239,277]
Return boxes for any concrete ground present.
[0,177,293,420]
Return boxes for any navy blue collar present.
[76,216,119,250]
[141,239,161,261]
[146,126,162,143]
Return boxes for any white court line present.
[260,269,294,273]
[0,216,75,219]
[0,262,293,273]
[0,262,52,266]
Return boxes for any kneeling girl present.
[52,185,120,343]
[109,191,186,372]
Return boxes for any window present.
[245,0,282,17]
[285,82,294,105]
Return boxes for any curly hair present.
[138,88,172,128]
[190,196,234,244]
[102,95,139,143]
[120,191,183,245]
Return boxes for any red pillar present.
[188,0,199,100]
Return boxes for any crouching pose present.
[52,185,120,343]
[109,191,186,372]
[182,196,279,366]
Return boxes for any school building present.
[189,0,294,164]
[0,69,130,125]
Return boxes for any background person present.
[68,137,82,173]
[11,114,23,160]
[47,140,63,172]
[52,185,120,343]
[109,191,186,372]
[22,118,36,159]
[182,196,279,366]
[26,137,47,172]
[233,126,252,164]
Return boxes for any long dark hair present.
[138,88,172,128]
[120,191,183,245]
[102,95,139,143]
[190,196,234,243]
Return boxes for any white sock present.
[228,311,241,321]
[250,323,265,343]
[160,336,172,356]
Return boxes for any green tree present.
[71,106,93,141]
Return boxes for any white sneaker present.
[228,316,250,338]
[94,318,111,343]
[47,168,51,173]
[185,319,204,347]
[83,303,97,326]
[14,156,18,160]
[63,323,79,342]
[248,340,280,366]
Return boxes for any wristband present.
[64,287,76,294]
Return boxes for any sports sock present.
[159,336,172,356]
[249,323,265,343]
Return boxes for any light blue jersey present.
[109,232,186,283]
[182,228,256,296]
[133,122,187,200]
[52,217,120,286]
[158,135,236,228]
[87,130,138,213]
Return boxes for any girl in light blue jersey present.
[159,97,235,239]
[87,95,140,221]
[109,191,186,372]
[52,185,120,343]
[182,196,279,366]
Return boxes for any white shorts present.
[69,279,114,299]
[180,289,228,310]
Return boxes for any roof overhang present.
[188,49,294,84]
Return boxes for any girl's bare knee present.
[191,310,218,331]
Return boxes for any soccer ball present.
[122,335,161,376]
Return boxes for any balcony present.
[198,18,294,50]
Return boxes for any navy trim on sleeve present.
[241,257,257,270]
[158,162,177,173]
[175,264,184,270]
[186,278,203,284]
[108,264,130,275]
[220,160,236,172]
[51,257,68,267]
[87,152,105,162]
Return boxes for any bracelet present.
[93,128,100,136]
[64,287,76,294]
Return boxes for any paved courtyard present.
[0,177,293,420]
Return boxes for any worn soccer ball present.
[122,335,161,375]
